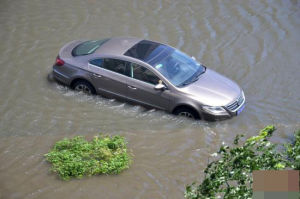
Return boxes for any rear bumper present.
[52,65,72,86]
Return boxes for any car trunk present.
[58,40,83,60]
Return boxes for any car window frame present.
[89,57,168,88]
[128,62,161,86]
[89,58,130,77]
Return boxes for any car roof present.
[95,37,142,57]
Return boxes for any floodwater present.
[0,0,299,198]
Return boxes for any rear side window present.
[72,39,109,56]
[89,58,128,76]
[130,63,160,85]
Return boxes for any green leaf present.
[274,162,285,169]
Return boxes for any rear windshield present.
[72,39,109,56]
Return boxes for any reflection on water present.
[0,0,299,198]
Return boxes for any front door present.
[126,63,170,110]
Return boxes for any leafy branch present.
[185,126,300,199]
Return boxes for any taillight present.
[55,56,65,66]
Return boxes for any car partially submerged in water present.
[52,37,245,120]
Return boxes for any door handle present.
[128,85,137,90]
[93,73,102,78]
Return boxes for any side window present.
[89,59,103,67]
[130,63,160,85]
[90,58,128,75]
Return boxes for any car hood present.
[179,69,241,106]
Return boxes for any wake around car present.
[52,37,245,121]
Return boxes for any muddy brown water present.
[0,0,299,198]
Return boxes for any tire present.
[174,107,200,119]
[73,80,96,95]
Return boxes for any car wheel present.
[73,80,96,95]
[174,107,199,119]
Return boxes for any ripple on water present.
[0,0,299,198]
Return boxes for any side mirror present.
[154,83,166,91]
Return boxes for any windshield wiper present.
[179,76,199,87]
[178,67,206,87]
[197,66,206,76]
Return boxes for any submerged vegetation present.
[185,126,300,199]
[45,135,131,180]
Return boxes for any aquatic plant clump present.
[45,135,131,180]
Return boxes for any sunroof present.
[124,40,167,63]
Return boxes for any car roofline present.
[94,37,142,56]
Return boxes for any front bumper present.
[201,112,232,121]
[201,102,246,121]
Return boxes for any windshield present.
[72,39,109,56]
[153,50,205,87]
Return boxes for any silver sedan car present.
[52,37,245,120]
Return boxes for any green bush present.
[285,129,300,170]
[45,135,131,180]
[185,126,300,199]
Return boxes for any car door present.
[126,62,170,110]
[88,58,129,99]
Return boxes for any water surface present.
[0,0,299,198]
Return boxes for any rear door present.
[126,62,170,110]
[88,58,129,99]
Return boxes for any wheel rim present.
[178,112,194,119]
[74,84,92,94]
